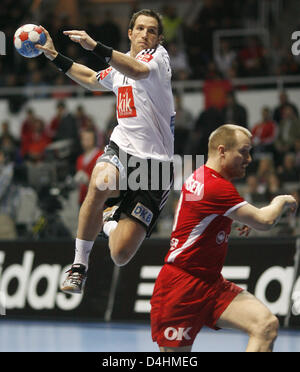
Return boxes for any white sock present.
[103,220,118,237]
[73,238,94,269]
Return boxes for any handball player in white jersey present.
[36,9,175,293]
[151,124,297,352]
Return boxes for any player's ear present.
[218,145,226,157]
[158,34,164,44]
[128,28,132,41]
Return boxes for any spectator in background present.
[203,65,233,110]
[194,0,221,47]
[168,42,191,80]
[0,61,6,86]
[74,105,105,149]
[294,138,300,171]
[161,5,183,46]
[183,0,220,79]
[48,101,65,139]
[274,106,300,158]
[244,174,268,205]
[251,106,277,155]
[277,153,300,184]
[221,90,248,128]
[214,39,237,79]
[256,155,276,191]
[173,93,194,156]
[21,107,36,141]
[74,128,104,205]
[104,103,118,146]
[51,74,73,99]
[0,120,19,162]
[190,105,223,160]
[74,104,90,131]
[273,91,299,124]
[25,70,49,99]
[51,101,80,144]
[0,149,20,239]
[264,173,284,202]
[48,101,81,171]
[278,50,300,76]
[238,36,267,77]
[241,0,259,28]
[88,10,121,50]
[86,10,121,71]
[268,35,286,76]
[21,117,51,161]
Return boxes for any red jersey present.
[251,120,277,145]
[165,165,247,280]
[76,148,103,204]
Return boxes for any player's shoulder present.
[136,44,169,62]
[201,166,238,197]
[96,66,113,81]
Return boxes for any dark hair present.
[129,9,164,36]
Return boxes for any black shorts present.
[96,141,174,237]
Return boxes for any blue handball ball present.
[14,24,46,58]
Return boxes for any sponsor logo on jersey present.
[98,66,112,80]
[117,86,137,118]
[164,327,192,341]
[110,155,125,178]
[216,230,228,244]
[131,202,153,226]
[136,53,153,63]
[170,237,179,251]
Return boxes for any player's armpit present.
[89,72,110,91]
[66,63,108,91]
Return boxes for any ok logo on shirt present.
[117,86,137,118]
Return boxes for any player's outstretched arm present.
[228,195,298,231]
[64,30,150,80]
[36,27,106,91]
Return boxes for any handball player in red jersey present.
[151,124,297,352]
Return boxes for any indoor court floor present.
[0,319,300,352]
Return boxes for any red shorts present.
[150,264,243,347]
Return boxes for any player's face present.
[224,132,252,180]
[81,131,95,151]
[128,15,161,56]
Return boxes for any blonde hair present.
[208,124,252,156]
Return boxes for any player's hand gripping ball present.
[14,24,46,58]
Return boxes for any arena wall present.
[1,87,300,138]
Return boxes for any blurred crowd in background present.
[1,0,300,88]
[1,88,300,239]
[0,0,300,239]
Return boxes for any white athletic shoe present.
[60,263,87,294]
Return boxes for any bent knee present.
[110,248,133,267]
[93,162,119,192]
[251,314,279,341]
[109,240,141,267]
[86,163,119,201]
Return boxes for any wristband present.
[51,53,74,73]
[92,41,113,63]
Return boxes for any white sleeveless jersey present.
[96,45,175,161]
